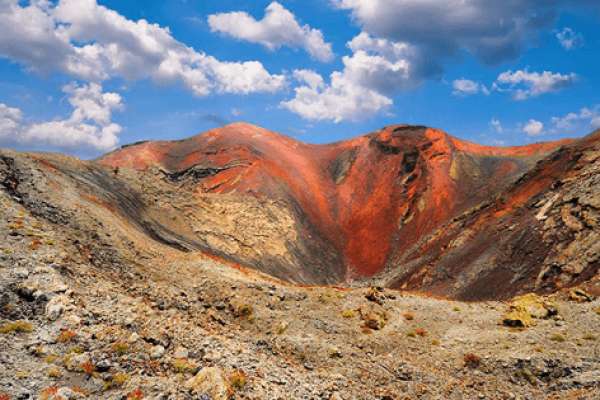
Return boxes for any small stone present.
[13,268,29,279]
[56,386,85,399]
[56,387,75,399]
[65,353,90,372]
[45,295,69,321]
[186,367,231,400]
[64,314,81,327]
[174,346,189,359]
[128,332,140,344]
[568,288,594,303]
[150,345,165,359]
[328,347,343,358]
[33,266,53,274]
[96,359,112,372]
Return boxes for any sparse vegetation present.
[47,367,62,378]
[517,368,538,385]
[463,353,481,368]
[414,327,427,337]
[39,387,58,400]
[328,347,343,358]
[56,329,77,343]
[126,388,144,400]
[276,321,289,334]
[104,372,130,390]
[69,346,84,354]
[72,386,89,397]
[361,311,387,330]
[550,333,566,342]
[15,371,29,379]
[82,360,95,376]
[0,320,33,334]
[44,354,59,364]
[229,370,248,391]
[171,358,197,374]
[341,309,355,318]
[235,303,253,318]
[29,238,42,250]
[407,328,427,338]
[112,341,129,356]
[582,333,597,341]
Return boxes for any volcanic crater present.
[49,121,592,300]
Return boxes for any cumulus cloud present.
[344,33,432,93]
[281,68,392,123]
[282,0,594,122]
[281,32,432,122]
[490,118,503,133]
[0,83,123,152]
[452,79,490,96]
[0,0,285,96]
[292,69,325,90]
[0,103,23,138]
[208,2,333,62]
[333,0,597,106]
[551,106,600,132]
[333,0,594,65]
[556,27,583,50]
[495,70,577,100]
[523,119,544,136]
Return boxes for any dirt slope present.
[377,130,600,300]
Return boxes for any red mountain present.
[98,122,583,295]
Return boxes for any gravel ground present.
[1,186,599,400]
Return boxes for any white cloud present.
[0,82,123,152]
[495,70,577,100]
[208,2,333,62]
[0,0,285,96]
[551,106,600,132]
[0,103,23,138]
[452,79,489,96]
[281,32,428,122]
[345,32,428,93]
[523,119,544,136]
[490,118,503,133]
[333,1,591,64]
[332,0,597,89]
[556,27,583,50]
[281,68,392,123]
[292,69,325,90]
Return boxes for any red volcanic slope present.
[99,122,570,279]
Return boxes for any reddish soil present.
[99,123,569,279]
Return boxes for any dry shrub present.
[463,353,481,368]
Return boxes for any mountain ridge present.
[2,122,597,299]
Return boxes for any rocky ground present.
[1,180,600,399]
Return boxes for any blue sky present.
[0,0,599,158]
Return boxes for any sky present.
[0,0,599,158]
